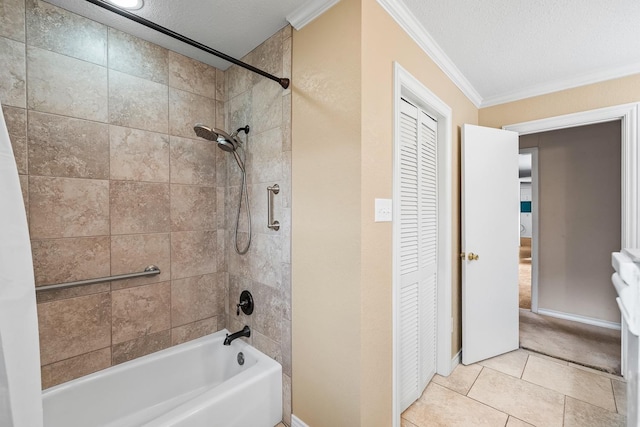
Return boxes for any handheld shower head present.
[193,123,250,172]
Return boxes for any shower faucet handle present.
[236,290,254,316]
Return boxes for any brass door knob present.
[468,252,479,261]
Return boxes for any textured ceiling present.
[401,0,640,105]
[47,0,640,106]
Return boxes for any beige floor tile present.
[521,349,568,366]
[564,396,626,427]
[468,368,565,427]
[506,416,534,426]
[522,355,616,412]
[401,418,419,427]
[403,383,508,427]
[612,378,627,415]
[568,361,625,381]
[431,363,483,395]
[478,349,529,378]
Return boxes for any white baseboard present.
[291,414,309,427]
[536,308,621,330]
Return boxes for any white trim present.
[286,0,340,30]
[377,0,482,108]
[481,62,640,108]
[504,103,640,249]
[450,349,461,372]
[393,62,453,427]
[291,414,310,427]
[519,147,539,313]
[536,308,622,331]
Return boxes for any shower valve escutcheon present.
[236,290,254,316]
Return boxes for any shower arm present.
[84,0,290,89]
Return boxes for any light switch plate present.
[375,198,392,222]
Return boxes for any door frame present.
[392,62,453,427]
[519,147,539,313]
[504,103,639,248]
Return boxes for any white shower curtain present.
[0,104,43,426]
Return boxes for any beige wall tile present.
[29,176,109,238]
[112,282,171,344]
[251,280,282,343]
[37,292,111,365]
[169,136,216,185]
[3,105,27,174]
[170,230,217,279]
[522,355,617,412]
[110,181,170,234]
[226,64,252,100]
[109,69,168,133]
[36,283,110,304]
[247,127,282,184]
[18,174,28,218]
[247,30,283,85]
[171,317,217,345]
[26,0,106,65]
[403,382,508,427]
[431,363,483,395]
[253,330,281,365]
[28,111,109,179]
[27,46,107,121]
[0,37,26,108]
[468,368,565,427]
[41,347,110,389]
[170,184,216,231]
[251,79,282,134]
[171,274,223,326]
[31,236,110,286]
[282,373,291,426]
[215,68,225,101]
[112,330,171,365]
[0,0,25,42]
[108,28,168,84]
[109,126,170,183]
[215,100,225,129]
[226,90,252,140]
[168,51,216,98]
[282,93,291,151]
[564,396,626,427]
[249,233,282,288]
[168,88,216,138]
[110,233,170,290]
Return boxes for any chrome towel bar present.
[35,265,161,292]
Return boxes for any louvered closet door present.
[398,99,438,412]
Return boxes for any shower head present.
[193,123,250,172]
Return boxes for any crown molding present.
[376,0,483,108]
[481,62,640,107]
[287,0,340,30]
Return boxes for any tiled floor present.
[402,349,627,427]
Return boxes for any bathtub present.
[42,329,282,427]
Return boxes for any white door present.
[461,124,520,365]
[398,99,437,411]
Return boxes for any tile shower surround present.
[0,0,292,422]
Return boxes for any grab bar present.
[267,184,280,231]
[35,265,161,292]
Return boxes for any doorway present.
[512,119,624,374]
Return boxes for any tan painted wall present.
[479,73,640,128]
[520,122,621,322]
[291,0,363,425]
[292,0,478,424]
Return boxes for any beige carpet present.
[519,309,621,375]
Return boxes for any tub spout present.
[224,325,250,345]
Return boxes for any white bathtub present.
[42,329,282,427]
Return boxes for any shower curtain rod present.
[84,0,290,89]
